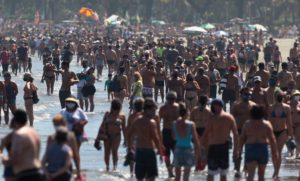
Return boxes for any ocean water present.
[0,54,298,181]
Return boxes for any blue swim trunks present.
[245,143,269,165]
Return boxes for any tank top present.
[173,121,193,148]
[46,143,71,173]
[5,82,16,99]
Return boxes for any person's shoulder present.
[222,111,235,120]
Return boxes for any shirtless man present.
[4,72,18,124]
[221,66,239,111]
[254,63,270,88]
[238,105,279,181]
[52,43,61,80]
[58,62,79,108]
[77,41,86,64]
[127,99,164,181]
[3,109,44,180]
[202,99,239,181]
[106,45,117,73]
[159,92,179,178]
[114,67,128,103]
[154,61,167,103]
[251,76,269,113]
[278,62,293,91]
[125,98,144,176]
[141,62,156,99]
[195,68,210,97]
[231,87,256,177]
[207,62,221,99]
[166,70,185,102]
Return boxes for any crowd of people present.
[0,23,299,181]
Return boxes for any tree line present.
[0,0,299,27]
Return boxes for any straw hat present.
[65,97,78,104]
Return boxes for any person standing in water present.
[127,98,164,181]
[238,105,279,181]
[57,62,79,108]
[23,73,38,126]
[172,102,200,181]
[3,72,18,125]
[268,91,293,178]
[202,99,239,181]
[3,109,44,181]
[96,99,126,171]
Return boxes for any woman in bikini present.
[268,91,293,178]
[42,57,56,95]
[23,73,37,126]
[184,74,200,111]
[97,99,126,171]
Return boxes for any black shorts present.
[207,143,229,173]
[222,89,236,104]
[162,128,176,157]
[155,80,164,87]
[196,127,205,137]
[135,148,158,180]
[184,60,192,66]
[16,169,45,181]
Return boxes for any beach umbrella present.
[253,24,267,32]
[151,20,166,26]
[213,30,229,37]
[183,26,207,35]
[201,23,215,30]
[79,7,99,21]
[230,17,245,23]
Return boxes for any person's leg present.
[84,98,89,112]
[160,87,164,103]
[89,95,94,112]
[207,175,214,181]
[175,167,181,181]
[112,134,121,170]
[220,175,227,181]
[79,99,83,109]
[154,86,158,102]
[50,78,55,94]
[99,65,103,76]
[46,79,51,95]
[246,162,257,181]
[104,140,111,171]
[25,100,34,126]
[183,167,191,181]
[273,133,288,178]
[258,164,266,181]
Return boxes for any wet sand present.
[0,38,299,181]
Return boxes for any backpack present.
[110,75,121,92]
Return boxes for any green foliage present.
[0,0,299,26]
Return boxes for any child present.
[104,74,113,101]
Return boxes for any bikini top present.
[271,111,287,118]
[173,121,193,148]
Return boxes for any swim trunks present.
[245,143,268,165]
[207,142,229,176]
[162,128,176,157]
[142,87,153,98]
[135,148,158,180]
